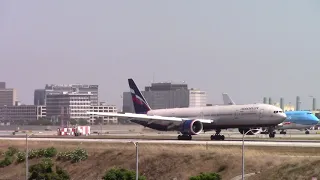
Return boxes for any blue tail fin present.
[128,78,151,114]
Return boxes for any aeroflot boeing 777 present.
[87,79,286,140]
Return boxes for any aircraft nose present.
[278,112,287,120]
[277,113,287,122]
[310,115,319,123]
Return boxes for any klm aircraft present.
[276,111,319,134]
[222,93,319,136]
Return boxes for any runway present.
[2,137,320,147]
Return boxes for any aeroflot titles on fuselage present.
[240,107,259,110]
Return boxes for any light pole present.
[131,141,139,180]
[242,129,260,180]
[26,133,33,180]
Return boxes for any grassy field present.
[0,140,320,180]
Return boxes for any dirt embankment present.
[0,140,319,180]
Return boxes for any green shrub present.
[28,149,38,159]
[56,166,70,179]
[71,148,88,163]
[37,148,45,157]
[0,156,13,167]
[102,167,146,180]
[57,151,71,161]
[189,172,221,180]
[0,147,18,167]
[44,147,57,158]
[16,151,26,163]
[27,147,57,160]
[5,146,18,157]
[29,158,70,180]
[57,148,88,163]
[41,158,54,170]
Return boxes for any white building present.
[189,89,207,107]
[34,84,99,106]
[46,92,92,121]
[37,106,46,118]
[89,102,117,124]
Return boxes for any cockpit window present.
[274,111,283,113]
[307,112,312,114]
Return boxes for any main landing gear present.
[305,129,310,134]
[178,134,192,140]
[210,129,225,140]
[279,130,286,134]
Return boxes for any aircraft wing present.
[87,112,214,124]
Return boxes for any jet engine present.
[238,128,261,135]
[180,120,203,135]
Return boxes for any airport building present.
[0,82,5,89]
[46,92,92,121]
[189,89,207,107]
[0,105,46,123]
[122,82,207,112]
[273,102,295,111]
[89,102,118,124]
[0,82,17,107]
[34,84,99,106]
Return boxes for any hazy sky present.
[1,1,320,110]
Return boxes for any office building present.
[34,84,99,106]
[122,81,207,112]
[0,88,17,106]
[0,82,5,89]
[46,92,92,121]
[0,105,46,122]
[89,102,117,124]
[34,89,46,105]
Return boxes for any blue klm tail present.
[128,78,151,114]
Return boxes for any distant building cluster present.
[7,78,320,125]
[122,82,207,113]
[0,80,208,124]
[0,82,117,125]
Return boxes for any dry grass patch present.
[248,159,320,180]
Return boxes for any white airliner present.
[87,79,286,140]
[222,93,319,136]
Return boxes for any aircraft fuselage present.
[130,103,286,132]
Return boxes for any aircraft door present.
[234,110,240,120]
[259,109,264,119]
